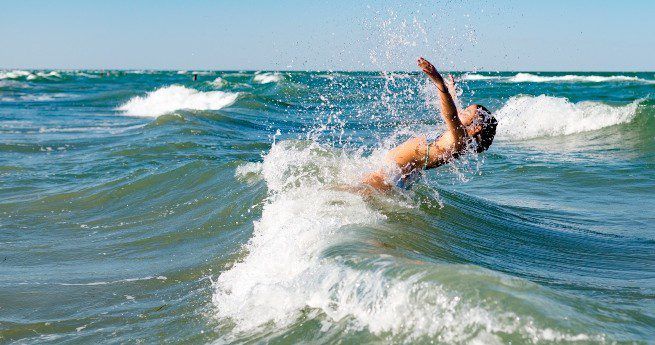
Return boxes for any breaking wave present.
[212,141,598,343]
[117,85,239,117]
[253,72,284,84]
[0,70,62,81]
[459,73,654,84]
[495,95,642,140]
[506,73,654,84]
[460,74,502,81]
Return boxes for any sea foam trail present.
[495,95,641,140]
[213,141,596,343]
[117,85,239,117]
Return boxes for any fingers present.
[448,74,456,85]
[417,57,431,70]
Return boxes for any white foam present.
[507,72,653,84]
[253,72,284,84]
[461,73,502,81]
[457,72,654,84]
[208,77,227,88]
[0,70,62,81]
[213,141,595,342]
[495,95,641,140]
[37,71,61,79]
[0,70,32,80]
[235,162,263,179]
[117,85,239,117]
[75,72,99,78]
[23,71,62,80]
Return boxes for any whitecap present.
[208,77,227,88]
[0,70,32,80]
[460,73,502,81]
[253,72,284,84]
[117,85,239,117]
[495,95,641,140]
[507,72,653,83]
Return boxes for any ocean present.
[1,69,653,344]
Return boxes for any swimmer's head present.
[460,104,497,153]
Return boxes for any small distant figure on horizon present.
[193,73,198,81]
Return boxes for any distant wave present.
[28,71,62,80]
[208,77,227,88]
[460,74,502,81]
[0,70,32,80]
[506,72,653,83]
[117,85,239,117]
[74,72,100,78]
[0,70,62,81]
[253,72,284,84]
[459,72,654,84]
[495,95,642,140]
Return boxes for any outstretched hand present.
[417,57,437,76]
[447,74,456,89]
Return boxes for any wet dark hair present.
[472,105,497,153]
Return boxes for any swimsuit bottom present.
[394,169,422,189]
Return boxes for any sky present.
[1,0,654,71]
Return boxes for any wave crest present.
[208,77,227,88]
[0,70,62,81]
[117,85,239,117]
[212,141,596,343]
[459,72,654,84]
[0,70,32,80]
[253,72,284,84]
[495,95,641,140]
[461,74,502,81]
[507,73,652,83]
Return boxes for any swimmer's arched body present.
[363,57,498,191]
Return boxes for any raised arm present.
[417,57,466,146]
[446,74,462,110]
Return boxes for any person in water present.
[363,57,497,190]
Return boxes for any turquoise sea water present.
[1,70,654,344]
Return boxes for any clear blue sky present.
[1,0,654,71]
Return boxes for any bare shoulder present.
[387,136,428,168]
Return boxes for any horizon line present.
[2,67,654,73]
